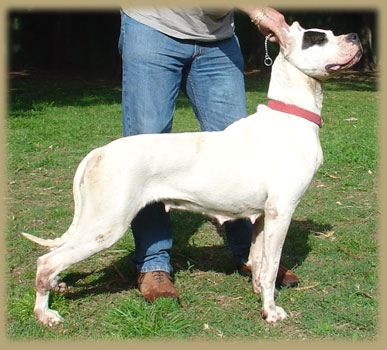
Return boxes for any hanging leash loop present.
[264,33,274,67]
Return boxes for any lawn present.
[5,69,378,340]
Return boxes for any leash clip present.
[264,33,274,67]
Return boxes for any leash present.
[264,33,274,66]
[267,99,323,127]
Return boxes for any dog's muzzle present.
[345,33,359,44]
[325,33,363,74]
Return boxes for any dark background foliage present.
[8,9,377,77]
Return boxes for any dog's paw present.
[252,279,261,294]
[35,308,64,327]
[53,282,68,293]
[262,306,287,323]
[50,276,68,292]
[252,285,261,294]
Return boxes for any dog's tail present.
[20,149,99,249]
[21,231,69,248]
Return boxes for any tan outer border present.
[1,0,384,348]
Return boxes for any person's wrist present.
[251,8,267,26]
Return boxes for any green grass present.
[6,70,378,340]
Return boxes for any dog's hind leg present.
[33,222,129,326]
[258,198,295,323]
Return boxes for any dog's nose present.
[346,33,359,43]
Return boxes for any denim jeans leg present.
[119,13,189,273]
[224,220,253,265]
[183,34,247,131]
[120,14,183,136]
[131,203,173,273]
[183,34,253,264]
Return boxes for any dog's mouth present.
[325,49,363,74]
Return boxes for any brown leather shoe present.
[137,271,178,302]
[237,263,300,288]
[276,263,300,288]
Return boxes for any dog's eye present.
[315,37,325,44]
[302,31,328,50]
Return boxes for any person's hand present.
[247,7,290,48]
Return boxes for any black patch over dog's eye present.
[302,31,328,50]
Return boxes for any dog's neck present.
[267,53,323,116]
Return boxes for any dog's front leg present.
[259,200,294,323]
[248,215,264,294]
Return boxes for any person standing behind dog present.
[118,6,299,302]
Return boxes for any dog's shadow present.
[61,211,331,301]
[170,212,332,274]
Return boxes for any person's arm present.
[238,7,289,48]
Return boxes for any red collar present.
[267,99,323,127]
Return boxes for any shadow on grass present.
[9,76,195,119]
[171,212,333,274]
[61,212,332,302]
[9,69,377,118]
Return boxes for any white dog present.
[22,22,362,326]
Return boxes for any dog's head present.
[280,22,363,80]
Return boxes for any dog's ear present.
[280,21,304,56]
[280,26,293,56]
[291,21,304,32]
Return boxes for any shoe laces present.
[151,271,167,284]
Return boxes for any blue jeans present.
[119,12,252,273]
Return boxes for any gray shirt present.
[123,7,235,42]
